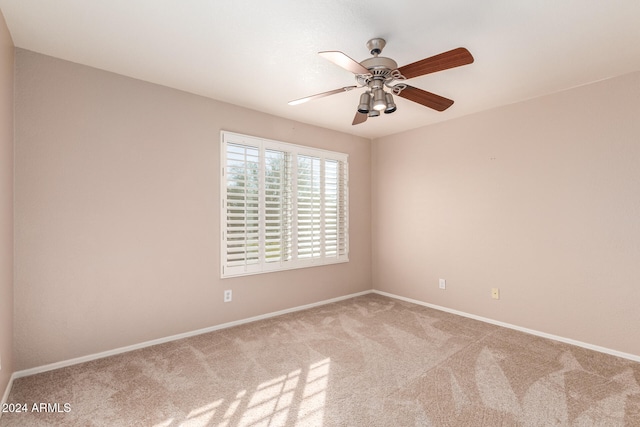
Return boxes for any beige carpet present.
[2,294,639,426]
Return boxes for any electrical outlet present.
[439,279,446,290]
[224,290,232,303]
[491,288,500,300]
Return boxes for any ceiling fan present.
[289,38,474,125]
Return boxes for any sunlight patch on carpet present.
[239,367,302,426]
[181,398,225,426]
[296,358,331,426]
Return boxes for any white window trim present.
[221,131,349,278]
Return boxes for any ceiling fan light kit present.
[289,38,474,125]
[372,88,387,111]
[384,93,397,114]
[357,92,371,114]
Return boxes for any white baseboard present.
[10,288,640,383]
[0,373,15,420]
[372,290,640,363]
[12,290,372,379]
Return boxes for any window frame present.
[220,131,349,278]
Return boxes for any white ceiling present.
[1,1,639,139]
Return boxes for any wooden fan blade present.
[319,51,370,75]
[396,85,454,111]
[288,86,357,106]
[352,111,368,125]
[398,47,474,79]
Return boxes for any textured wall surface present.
[14,50,371,370]
[372,71,640,357]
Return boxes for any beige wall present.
[14,50,371,370]
[0,9,14,396]
[11,45,640,372]
[372,71,640,356]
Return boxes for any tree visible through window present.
[221,132,348,277]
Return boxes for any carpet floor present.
[1,293,639,426]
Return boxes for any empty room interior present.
[1,2,640,426]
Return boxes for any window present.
[221,131,348,277]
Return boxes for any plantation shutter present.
[324,159,348,259]
[296,155,322,260]
[221,132,348,277]
[263,149,292,268]
[223,142,261,276]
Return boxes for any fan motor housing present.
[360,57,398,77]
